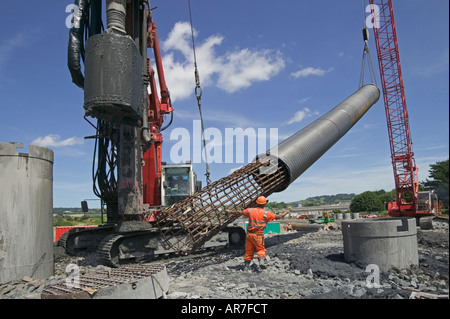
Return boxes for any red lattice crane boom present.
[369,0,441,217]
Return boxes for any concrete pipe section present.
[343,213,351,220]
[0,142,54,283]
[342,218,419,272]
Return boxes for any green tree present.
[423,159,449,188]
[350,191,384,212]
[377,189,396,210]
[301,201,315,207]
[422,159,449,209]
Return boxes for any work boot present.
[258,257,267,269]
[243,260,251,271]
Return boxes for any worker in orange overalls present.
[286,222,293,232]
[239,196,289,270]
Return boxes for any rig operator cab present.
[161,162,202,206]
[388,190,442,217]
[417,190,440,215]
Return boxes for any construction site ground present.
[1,218,448,300]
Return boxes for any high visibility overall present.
[243,207,276,261]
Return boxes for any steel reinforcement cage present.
[155,157,287,254]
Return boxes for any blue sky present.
[0,1,448,208]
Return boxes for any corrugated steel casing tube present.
[262,84,380,192]
[155,84,379,254]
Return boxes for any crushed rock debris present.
[1,220,448,299]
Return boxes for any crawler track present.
[58,225,116,254]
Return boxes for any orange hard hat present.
[256,196,267,205]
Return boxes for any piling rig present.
[63,0,247,265]
[63,0,380,267]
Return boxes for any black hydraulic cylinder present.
[83,32,144,124]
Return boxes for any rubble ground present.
[1,220,448,299]
[164,222,449,299]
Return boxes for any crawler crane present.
[368,0,443,227]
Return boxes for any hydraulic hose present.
[68,0,89,89]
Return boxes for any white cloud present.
[217,49,285,93]
[32,134,84,148]
[161,22,285,101]
[291,66,334,79]
[297,97,311,104]
[287,107,319,125]
[228,166,243,175]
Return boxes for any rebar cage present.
[154,157,288,253]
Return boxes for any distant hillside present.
[300,193,355,206]
[56,193,357,212]
[270,193,356,208]
[53,207,101,215]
